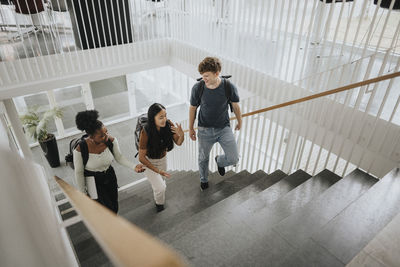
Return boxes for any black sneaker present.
[200,181,209,191]
[215,156,225,176]
[155,204,165,212]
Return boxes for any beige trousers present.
[144,156,167,205]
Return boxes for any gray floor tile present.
[273,169,376,248]
[242,170,310,215]
[171,217,259,267]
[279,239,344,267]
[347,251,387,267]
[311,169,400,264]
[225,229,296,267]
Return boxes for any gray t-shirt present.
[190,79,240,128]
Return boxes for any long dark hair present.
[145,103,174,159]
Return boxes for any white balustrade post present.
[3,99,33,159]
[281,130,297,174]
[81,83,95,110]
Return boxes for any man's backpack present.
[134,113,148,158]
[65,134,114,169]
[195,75,234,112]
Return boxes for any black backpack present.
[134,113,148,158]
[195,75,234,112]
[65,134,114,169]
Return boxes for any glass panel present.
[54,85,87,132]
[90,75,130,122]
[127,66,195,115]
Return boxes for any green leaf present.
[19,107,63,142]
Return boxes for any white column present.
[126,75,138,117]
[3,99,33,160]
[46,90,65,138]
[81,83,95,110]
[0,102,14,152]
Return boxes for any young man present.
[189,57,242,190]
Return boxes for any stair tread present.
[146,170,266,236]
[119,170,234,202]
[159,170,284,243]
[230,231,343,267]
[66,222,111,266]
[55,192,65,201]
[69,170,205,259]
[299,168,400,265]
[274,169,377,249]
[170,169,341,266]
[230,169,306,217]
[119,170,202,214]
[120,171,238,227]
[347,206,400,267]
[226,169,348,267]
[118,170,192,201]
[118,171,194,214]
[122,170,244,232]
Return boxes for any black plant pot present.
[39,134,60,168]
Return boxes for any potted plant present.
[20,107,63,168]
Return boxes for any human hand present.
[189,128,196,141]
[235,121,242,131]
[171,122,184,137]
[135,164,146,173]
[159,170,171,178]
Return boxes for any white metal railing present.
[164,0,400,179]
[1,0,399,90]
[0,0,169,88]
[167,0,400,82]
[167,69,400,179]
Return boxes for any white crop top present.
[73,137,135,192]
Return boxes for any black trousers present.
[85,166,118,213]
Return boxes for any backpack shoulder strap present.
[196,80,205,107]
[79,139,89,167]
[106,139,114,155]
[224,78,234,112]
[224,78,232,100]
[69,138,75,153]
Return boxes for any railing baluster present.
[84,0,101,68]
[284,0,302,82]
[14,0,46,78]
[298,0,318,85]
[49,0,70,73]
[244,104,255,171]
[277,0,292,80]
[76,0,95,68]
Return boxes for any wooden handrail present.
[55,176,186,267]
[183,71,400,132]
[239,71,400,119]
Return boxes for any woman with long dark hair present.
[73,110,145,213]
[139,103,184,212]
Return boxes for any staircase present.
[59,167,400,266]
